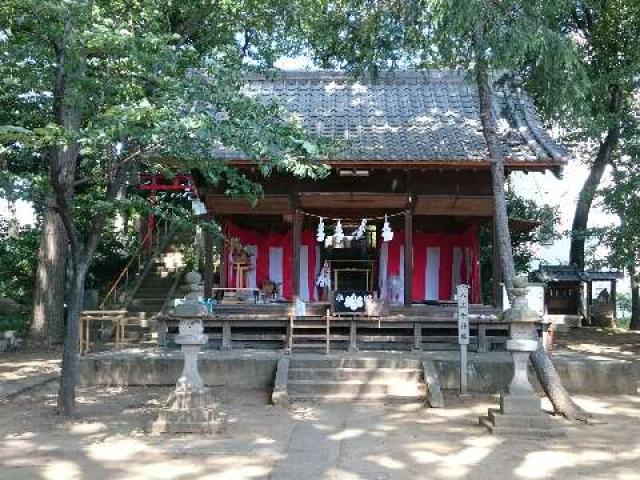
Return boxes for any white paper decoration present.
[333,219,344,245]
[381,214,394,242]
[316,261,331,288]
[353,218,367,240]
[316,217,325,242]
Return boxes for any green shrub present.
[0,313,29,335]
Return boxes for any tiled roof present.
[212,70,569,167]
[533,265,624,283]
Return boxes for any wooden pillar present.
[586,280,593,325]
[404,203,413,305]
[492,218,503,310]
[203,226,214,300]
[219,235,227,289]
[292,209,302,299]
[611,279,617,319]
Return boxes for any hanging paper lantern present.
[353,218,367,240]
[334,219,344,245]
[316,217,326,242]
[381,214,394,242]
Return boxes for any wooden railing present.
[100,220,170,309]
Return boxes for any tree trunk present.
[57,258,88,416]
[473,40,588,421]
[629,266,640,331]
[475,62,515,294]
[569,88,622,270]
[30,201,68,345]
[530,342,590,421]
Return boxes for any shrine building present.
[196,70,566,309]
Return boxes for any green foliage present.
[0,221,40,304]
[479,191,559,302]
[596,117,640,279]
[506,186,560,272]
[0,313,29,335]
[0,0,332,291]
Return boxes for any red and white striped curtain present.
[378,224,481,304]
[224,222,319,301]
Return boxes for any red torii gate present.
[138,173,196,249]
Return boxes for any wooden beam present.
[299,192,407,210]
[404,201,413,305]
[205,195,291,215]
[292,209,302,298]
[414,195,493,216]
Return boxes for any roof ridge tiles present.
[245,69,470,84]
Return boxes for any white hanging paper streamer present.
[353,218,367,240]
[334,219,344,245]
[316,217,325,242]
[381,214,394,242]
[316,260,331,288]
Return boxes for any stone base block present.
[479,415,564,437]
[150,387,226,435]
[500,395,542,415]
[480,393,564,437]
[151,408,226,434]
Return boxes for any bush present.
[0,313,29,335]
[0,221,40,304]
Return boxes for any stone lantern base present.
[479,393,564,437]
[151,387,226,434]
[151,313,226,435]
[480,277,564,437]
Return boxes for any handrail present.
[100,219,170,309]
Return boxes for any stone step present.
[126,305,162,313]
[479,416,565,437]
[288,380,426,398]
[289,367,422,382]
[290,357,421,369]
[132,294,168,301]
[289,393,424,403]
[487,408,561,429]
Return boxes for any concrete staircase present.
[287,356,426,402]
[124,255,180,341]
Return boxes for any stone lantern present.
[480,276,562,436]
[152,300,225,434]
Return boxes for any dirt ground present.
[554,328,640,360]
[1,330,639,479]
[0,382,638,480]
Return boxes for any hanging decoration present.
[333,219,344,245]
[316,216,326,243]
[353,218,367,240]
[381,214,394,242]
[316,260,331,288]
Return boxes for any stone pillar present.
[151,302,225,434]
[480,276,563,436]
